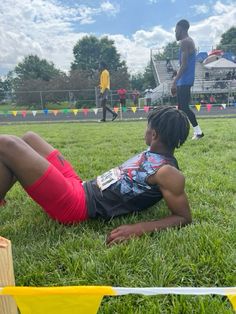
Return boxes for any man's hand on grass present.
[106,224,143,245]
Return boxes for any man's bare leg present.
[0,132,66,200]
[0,135,50,199]
[22,131,55,158]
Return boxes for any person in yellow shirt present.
[99,62,118,122]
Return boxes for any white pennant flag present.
[32,110,37,117]
[93,108,98,115]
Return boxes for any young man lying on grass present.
[0,106,192,245]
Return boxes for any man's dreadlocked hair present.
[147,106,190,150]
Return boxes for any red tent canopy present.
[208,49,224,56]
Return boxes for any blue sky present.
[0,0,236,76]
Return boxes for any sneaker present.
[192,133,204,140]
[112,113,118,121]
[99,119,106,122]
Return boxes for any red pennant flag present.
[113,107,119,113]
[206,104,212,112]
[144,106,150,113]
[83,108,89,116]
[22,111,27,118]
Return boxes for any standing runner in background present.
[117,88,127,107]
[99,61,118,122]
[171,19,204,140]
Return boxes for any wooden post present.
[0,237,18,314]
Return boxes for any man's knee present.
[22,131,38,143]
[0,135,20,155]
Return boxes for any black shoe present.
[112,113,118,121]
[192,133,204,140]
[99,119,106,122]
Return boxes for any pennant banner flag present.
[221,103,226,109]
[83,108,89,116]
[228,294,236,310]
[131,106,137,113]
[143,106,150,113]
[0,286,115,314]
[21,111,27,118]
[0,104,232,120]
[72,109,79,116]
[93,108,98,115]
[0,286,235,314]
[206,104,212,112]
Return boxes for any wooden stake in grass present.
[0,237,18,314]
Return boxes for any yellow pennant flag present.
[131,106,137,113]
[12,111,17,116]
[72,109,79,116]
[195,104,201,112]
[2,286,116,314]
[228,295,236,310]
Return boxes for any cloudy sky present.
[0,0,236,76]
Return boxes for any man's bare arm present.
[106,165,192,245]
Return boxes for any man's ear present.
[152,129,158,140]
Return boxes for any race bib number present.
[97,167,121,191]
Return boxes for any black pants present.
[100,89,115,120]
[177,85,198,127]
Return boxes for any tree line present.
[0,27,235,108]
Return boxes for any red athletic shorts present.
[25,150,88,224]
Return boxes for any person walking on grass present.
[0,106,191,245]
[171,19,204,140]
[99,61,117,122]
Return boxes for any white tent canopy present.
[204,58,236,69]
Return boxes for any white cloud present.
[133,26,174,48]
[148,0,159,4]
[190,1,236,50]
[191,4,209,15]
[100,1,120,15]
[0,0,120,74]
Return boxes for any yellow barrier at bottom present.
[0,286,235,314]
[228,294,236,310]
[1,286,116,314]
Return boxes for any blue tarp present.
[223,52,236,62]
[196,52,208,62]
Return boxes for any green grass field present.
[0,118,235,313]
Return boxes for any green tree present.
[14,55,62,82]
[130,72,145,91]
[129,62,156,92]
[10,55,65,107]
[217,27,236,54]
[153,41,179,61]
[71,35,125,72]
[143,62,156,90]
[0,74,14,102]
